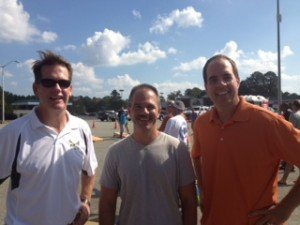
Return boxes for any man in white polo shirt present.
[164,100,189,145]
[0,51,98,225]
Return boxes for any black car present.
[98,110,116,121]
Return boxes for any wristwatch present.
[80,197,91,206]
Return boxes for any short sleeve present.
[100,146,120,190]
[266,117,300,166]
[82,125,98,176]
[177,142,195,187]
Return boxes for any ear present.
[236,77,241,87]
[32,82,39,97]
[69,84,73,96]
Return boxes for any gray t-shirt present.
[100,132,195,225]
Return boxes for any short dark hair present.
[203,54,239,84]
[128,83,160,107]
[32,50,73,83]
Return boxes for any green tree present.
[184,87,206,98]
[239,71,278,99]
[167,90,182,100]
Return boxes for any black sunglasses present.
[39,79,71,88]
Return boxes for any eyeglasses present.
[39,79,71,88]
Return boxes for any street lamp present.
[1,60,19,124]
[276,0,282,110]
[119,89,124,99]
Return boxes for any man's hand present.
[249,204,291,225]
[70,203,91,225]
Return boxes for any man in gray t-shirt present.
[99,84,197,225]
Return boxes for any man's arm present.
[192,157,203,211]
[179,182,197,225]
[71,173,95,225]
[99,185,118,225]
[250,173,300,225]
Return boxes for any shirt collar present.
[209,97,250,124]
[30,107,76,131]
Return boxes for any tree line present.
[1,71,299,118]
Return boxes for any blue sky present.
[0,0,299,99]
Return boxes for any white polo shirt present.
[0,109,98,225]
[164,114,188,145]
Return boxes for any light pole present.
[276,0,282,109]
[1,60,19,124]
[119,89,124,99]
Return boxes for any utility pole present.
[276,0,282,109]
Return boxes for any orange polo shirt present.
[192,97,300,225]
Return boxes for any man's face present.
[205,58,240,109]
[33,64,72,113]
[128,88,161,133]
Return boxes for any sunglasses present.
[39,79,71,88]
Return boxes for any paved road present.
[1,120,299,224]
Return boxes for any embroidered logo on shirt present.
[69,139,80,148]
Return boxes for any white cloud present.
[56,45,77,51]
[120,42,166,65]
[107,74,140,89]
[281,73,300,94]
[150,6,203,34]
[168,47,177,55]
[18,59,35,73]
[82,29,166,66]
[282,45,293,58]
[215,40,243,61]
[72,62,104,95]
[0,0,57,43]
[106,74,140,98]
[153,81,201,96]
[132,9,141,19]
[41,31,58,43]
[172,41,299,94]
[173,56,206,74]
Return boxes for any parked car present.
[98,110,116,121]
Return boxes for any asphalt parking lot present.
[0,120,299,225]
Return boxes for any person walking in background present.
[124,110,130,134]
[192,54,300,225]
[278,103,293,173]
[117,107,126,138]
[0,51,98,225]
[99,84,197,225]
[158,100,175,131]
[279,100,300,185]
[164,100,189,145]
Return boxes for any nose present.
[141,107,149,114]
[53,83,63,91]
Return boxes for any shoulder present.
[247,104,282,123]
[194,110,211,126]
[68,114,91,131]
[108,137,133,152]
[159,132,183,147]
[0,113,32,135]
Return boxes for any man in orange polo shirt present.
[192,54,300,225]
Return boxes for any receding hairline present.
[128,84,161,107]
[203,54,239,84]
